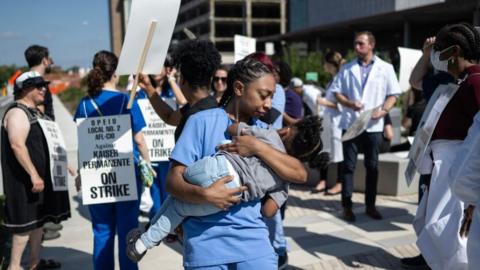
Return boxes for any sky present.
[0,0,111,69]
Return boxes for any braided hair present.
[218,58,273,107]
[288,115,324,163]
[87,50,118,97]
[435,22,480,62]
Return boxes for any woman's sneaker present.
[126,228,147,262]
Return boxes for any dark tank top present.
[1,102,50,189]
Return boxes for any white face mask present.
[430,46,454,72]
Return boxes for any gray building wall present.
[306,0,445,28]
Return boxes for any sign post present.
[126,20,157,109]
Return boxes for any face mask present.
[430,46,453,72]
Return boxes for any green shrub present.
[57,87,86,114]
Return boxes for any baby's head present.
[280,115,323,162]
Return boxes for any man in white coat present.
[331,31,401,222]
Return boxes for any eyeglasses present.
[213,76,227,82]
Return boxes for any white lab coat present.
[324,82,343,163]
[415,140,468,270]
[330,56,401,133]
[451,112,480,270]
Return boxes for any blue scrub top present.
[170,107,274,267]
[74,89,146,163]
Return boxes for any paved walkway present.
[37,97,421,269]
[40,174,420,270]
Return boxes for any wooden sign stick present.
[127,20,157,109]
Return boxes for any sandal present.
[30,259,61,270]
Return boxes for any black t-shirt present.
[174,95,218,141]
[406,100,426,136]
[422,70,455,102]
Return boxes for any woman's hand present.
[203,175,247,210]
[75,175,82,192]
[218,135,262,157]
[138,74,156,97]
[423,36,436,54]
[31,175,44,193]
[167,68,177,81]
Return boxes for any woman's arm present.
[219,135,307,183]
[167,69,188,106]
[317,96,337,109]
[133,131,151,163]
[409,37,436,90]
[5,109,44,193]
[166,161,247,209]
[384,123,394,141]
[138,74,182,126]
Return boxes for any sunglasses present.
[213,76,227,82]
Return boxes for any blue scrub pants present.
[149,161,170,218]
[184,252,277,270]
[89,173,141,270]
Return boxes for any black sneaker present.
[126,228,147,262]
[400,254,431,269]
[278,253,288,270]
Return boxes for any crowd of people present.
[1,21,480,270]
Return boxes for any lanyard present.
[88,97,104,117]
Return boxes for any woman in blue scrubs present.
[74,51,150,270]
[163,52,307,268]
[136,62,185,218]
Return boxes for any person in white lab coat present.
[413,22,480,270]
[451,112,480,270]
[323,51,347,196]
[331,31,401,222]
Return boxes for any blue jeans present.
[141,155,239,248]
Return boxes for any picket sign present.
[234,35,256,63]
[38,119,68,191]
[405,83,459,185]
[126,20,157,109]
[137,99,175,161]
[341,108,376,142]
[116,0,181,108]
[77,114,138,205]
